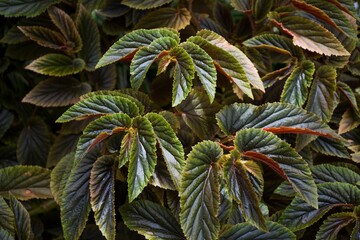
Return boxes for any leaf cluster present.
[0,0,360,239]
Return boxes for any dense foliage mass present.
[0,0,360,239]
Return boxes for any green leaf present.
[9,195,32,240]
[338,82,359,112]
[176,89,219,139]
[0,228,14,240]
[199,30,264,92]
[17,118,51,166]
[280,60,315,106]
[1,25,28,44]
[311,137,350,159]
[297,65,337,150]
[150,156,176,190]
[235,128,318,208]
[0,197,15,237]
[311,164,360,185]
[25,54,85,77]
[0,108,14,139]
[180,141,222,240]
[56,95,139,123]
[253,0,273,22]
[339,108,360,135]
[61,148,100,240]
[18,26,66,50]
[231,0,251,12]
[0,0,60,17]
[216,102,339,138]
[135,8,191,30]
[181,42,217,103]
[270,14,350,56]
[96,28,179,68]
[306,66,337,122]
[187,36,253,99]
[90,65,117,90]
[76,4,101,71]
[220,221,296,240]
[0,166,51,200]
[130,37,178,90]
[169,46,195,106]
[121,0,172,9]
[76,113,131,162]
[81,90,145,115]
[305,0,357,39]
[120,88,160,113]
[145,113,185,190]
[22,77,91,107]
[50,153,75,205]
[120,200,184,240]
[90,155,116,240]
[48,134,79,167]
[279,182,360,231]
[128,116,157,202]
[223,150,267,230]
[316,212,355,240]
[48,6,82,52]
[243,34,304,58]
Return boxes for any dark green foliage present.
[0,0,359,239]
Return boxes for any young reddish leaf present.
[130,37,178,90]
[120,200,185,240]
[270,15,350,56]
[135,8,191,30]
[25,54,85,77]
[235,128,318,208]
[22,77,91,107]
[90,155,116,240]
[121,0,172,9]
[280,60,315,106]
[76,4,101,71]
[0,166,51,200]
[96,28,179,68]
[48,6,82,52]
[0,0,60,17]
[18,26,66,50]
[279,182,360,231]
[180,141,222,240]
